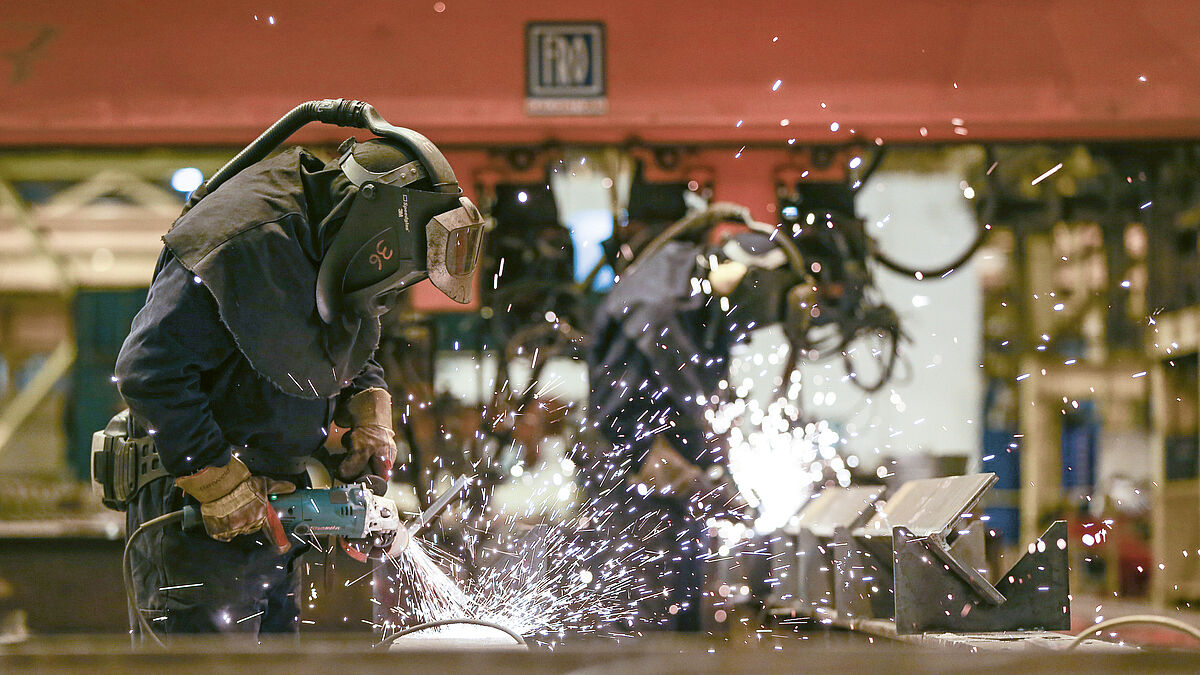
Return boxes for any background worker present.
[582,206,810,631]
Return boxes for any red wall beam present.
[1,2,1199,147]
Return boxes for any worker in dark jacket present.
[115,137,484,636]
[583,208,799,631]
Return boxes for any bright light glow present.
[714,389,846,532]
[849,157,862,169]
[517,191,529,203]
[171,167,204,193]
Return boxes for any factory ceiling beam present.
[0,338,75,461]
[0,150,237,182]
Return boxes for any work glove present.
[632,440,755,523]
[333,387,397,482]
[175,456,295,551]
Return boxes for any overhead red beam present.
[1,1,1199,146]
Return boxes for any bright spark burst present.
[374,481,661,644]
[711,394,846,533]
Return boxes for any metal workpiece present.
[769,486,885,614]
[830,473,1000,622]
[792,486,885,540]
[854,474,997,540]
[767,473,1075,643]
[831,526,894,622]
[892,521,1071,634]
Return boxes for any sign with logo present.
[525,22,606,116]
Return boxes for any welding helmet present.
[316,138,485,321]
[715,231,811,333]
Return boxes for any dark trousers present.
[581,481,709,633]
[125,477,306,637]
[633,501,706,632]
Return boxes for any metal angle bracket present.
[893,520,1071,635]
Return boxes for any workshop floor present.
[3,633,1200,674]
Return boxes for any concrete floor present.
[3,633,1200,674]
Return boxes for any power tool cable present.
[375,617,527,647]
[123,508,185,648]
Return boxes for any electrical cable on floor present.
[123,509,186,648]
[1066,614,1200,650]
[375,618,527,647]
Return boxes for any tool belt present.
[91,409,313,511]
[91,409,169,512]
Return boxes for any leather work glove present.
[175,456,295,552]
[632,439,754,523]
[333,387,397,482]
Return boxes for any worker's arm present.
[114,256,239,477]
[334,355,388,409]
[626,303,726,465]
[331,356,396,480]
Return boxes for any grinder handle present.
[179,503,291,553]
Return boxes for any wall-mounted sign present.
[525,22,606,116]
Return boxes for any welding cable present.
[855,146,888,185]
[374,618,527,648]
[869,146,998,281]
[840,323,903,394]
[870,228,988,280]
[1066,614,1200,650]
[122,508,186,648]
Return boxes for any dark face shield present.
[726,266,793,329]
[316,180,485,322]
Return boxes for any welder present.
[109,102,485,637]
[582,205,808,632]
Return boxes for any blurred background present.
[0,0,1198,649]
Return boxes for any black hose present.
[375,617,527,647]
[871,231,988,279]
[857,146,888,185]
[870,146,998,280]
[841,322,903,393]
[123,509,186,648]
[185,99,369,215]
[183,97,460,218]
